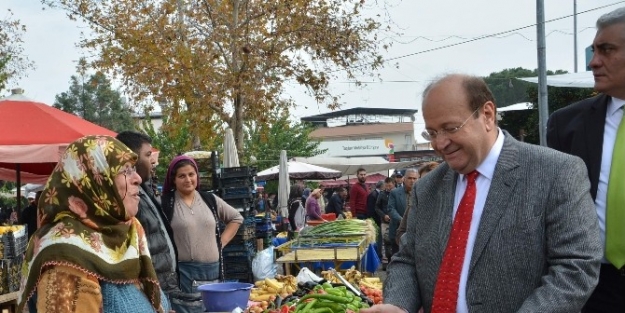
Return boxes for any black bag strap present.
[198,191,224,282]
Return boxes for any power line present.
[333,1,624,73]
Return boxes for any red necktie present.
[431,170,479,313]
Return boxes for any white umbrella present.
[518,71,594,88]
[278,150,290,218]
[256,160,343,181]
[223,128,240,168]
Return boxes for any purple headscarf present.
[162,155,201,194]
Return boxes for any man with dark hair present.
[116,131,179,300]
[20,191,41,239]
[349,167,368,219]
[376,177,395,267]
[393,170,404,188]
[547,7,625,312]
[326,187,347,218]
[363,74,601,313]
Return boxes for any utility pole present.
[574,0,578,73]
[537,0,549,146]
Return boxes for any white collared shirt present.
[454,128,504,313]
[596,97,625,262]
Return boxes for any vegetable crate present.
[0,226,28,259]
[0,255,23,295]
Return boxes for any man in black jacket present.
[117,131,180,298]
[325,187,347,218]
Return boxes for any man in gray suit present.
[387,168,418,256]
[362,74,602,313]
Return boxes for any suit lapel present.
[584,94,609,199]
[438,168,458,257]
[469,134,520,274]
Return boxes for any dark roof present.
[301,107,418,122]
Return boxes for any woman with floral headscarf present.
[17,135,172,313]
[161,156,243,313]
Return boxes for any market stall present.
[274,219,380,276]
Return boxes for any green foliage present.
[0,10,33,93]
[244,110,326,172]
[484,67,595,144]
[54,61,136,132]
[141,112,192,180]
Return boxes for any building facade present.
[301,107,436,161]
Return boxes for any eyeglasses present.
[421,106,481,142]
[119,166,137,177]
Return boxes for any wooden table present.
[275,238,368,275]
[0,291,19,313]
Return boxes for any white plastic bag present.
[252,246,277,281]
[296,267,324,284]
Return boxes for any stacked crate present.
[219,166,257,283]
[255,215,274,251]
[222,216,256,282]
[0,225,27,295]
[219,166,256,217]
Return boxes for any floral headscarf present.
[162,155,200,194]
[18,135,163,313]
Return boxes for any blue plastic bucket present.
[198,282,253,312]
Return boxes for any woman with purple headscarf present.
[161,156,243,313]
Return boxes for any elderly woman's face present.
[174,164,198,196]
[114,162,142,219]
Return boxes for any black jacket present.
[367,189,380,225]
[325,194,345,218]
[375,190,391,223]
[19,204,38,239]
[136,184,179,293]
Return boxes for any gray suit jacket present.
[388,186,408,241]
[384,133,602,313]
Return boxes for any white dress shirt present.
[454,129,504,313]
[596,97,625,262]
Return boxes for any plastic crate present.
[221,166,256,179]
[0,255,23,294]
[223,272,253,283]
[0,226,27,259]
[221,192,254,201]
[219,177,254,189]
[223,186,254,196]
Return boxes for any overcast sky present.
[1,0,621,135]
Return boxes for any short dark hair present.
[336,187,347,193]
[357,168,366,175]
[288,184,304,202]
[116,131,152,153]
[384,177,394,184]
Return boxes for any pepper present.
[297,293,352,304]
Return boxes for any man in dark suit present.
[325,187,347,218]
[547,8,625,312]
[362,74,602,313]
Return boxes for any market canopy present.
[320,173,388,188]
[517,71,594,88]
[256,161,342,181]
[292,156,422,176]
[0,88,117,183]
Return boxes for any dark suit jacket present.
[367,189,380,224]
[384,133,602,313]
[547,93,609,200]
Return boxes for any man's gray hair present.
[404,168,418,176]
[597,7,625,29]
